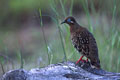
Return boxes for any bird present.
[61,16,101,69]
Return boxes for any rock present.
[1,61,120,80]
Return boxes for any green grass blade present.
[39,9,50,65]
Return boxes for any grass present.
[39,9,50,65]
[0,0,120,76]
[0,56,5,75]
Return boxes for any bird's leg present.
[86,58,88,62]
[76,56,84,64]
[81,58,88,62]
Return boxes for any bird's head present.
[61,16,76,25]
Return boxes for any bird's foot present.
[86,58,88,62]
[81,59,88,62]
[81,60,87,62]
[76,59,88,64]
[76,59,85,64]
[76,56,84,64]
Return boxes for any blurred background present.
[0,0,120,76]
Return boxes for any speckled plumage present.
[61,17,101,69]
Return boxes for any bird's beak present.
[61,21,65,24]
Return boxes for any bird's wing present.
[86,30,101,68]
[87,30,99,59]
[71,29,90,54]
[76,30,90,55]
[75,29,99,58]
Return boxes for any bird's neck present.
[69,23,82,34]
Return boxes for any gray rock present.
[1,61,120,80]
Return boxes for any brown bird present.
[61,16,101,69]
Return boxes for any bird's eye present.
[67,18,74,24]
[67,18,71,22]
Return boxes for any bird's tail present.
[91,59,101,69]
